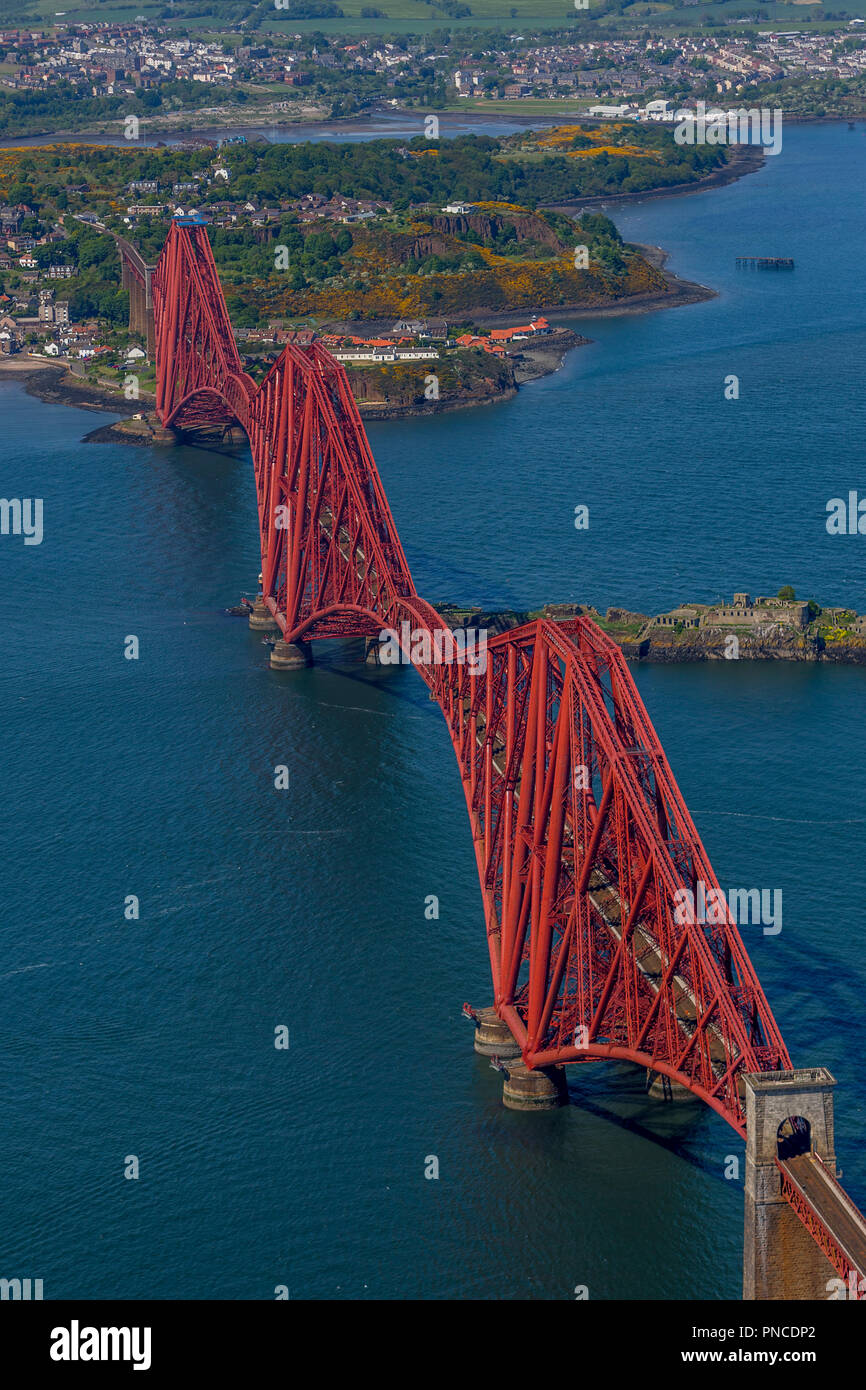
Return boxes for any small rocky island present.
[441,590,866,665]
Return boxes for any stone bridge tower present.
[742,1068,837,1299]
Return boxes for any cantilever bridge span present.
[153,219,866,1300]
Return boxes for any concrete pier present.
[502,1060,567,1111]
[742,1068,838,1300]
[248,597,279,633]
[270,640,312,671]
[472,1007,522,1059]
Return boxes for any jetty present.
[735,256,795,269]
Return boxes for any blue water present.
[1,122,864,1301]
[367,123,866,616]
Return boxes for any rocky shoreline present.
[0,138,752,435]
[543,141,766,214]
[0,360,145,415]
[0,330,592,434]
[2,253,706,438]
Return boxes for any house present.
[453,69,482,95]
[389,317,448,341]
[0,206,23,236]
[455,332,507,357]
[442,201,474,215]
[0,313,21,354]
[488,317,551,343]
[333,348,398,363]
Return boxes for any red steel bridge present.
[152,217,866,1300]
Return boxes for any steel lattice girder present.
[153,221,790,1135]
[144,220,866,1275]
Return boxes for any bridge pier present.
[502,1061,567,1111]
[365,635,386,665]
[270,640,312,671]
[472,1006,522,1059]
[248,598,279,633]
[119,241,155,358]
[742,1068,838,1300]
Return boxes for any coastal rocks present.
[346,348,518,417]
[437,602,866,667]
[640,636,816,663]
[605,606,649,627]
[599,624,866,665]
[84,415,176,447]
[511,330,589,385]
[431,210,565,253]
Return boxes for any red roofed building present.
[455,332,507,357]
[489,317,551,342]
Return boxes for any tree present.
[777,586,796,601]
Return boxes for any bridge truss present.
[152,220,865,1293]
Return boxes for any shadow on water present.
[563,1070,739,1187]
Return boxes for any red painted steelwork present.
[153,220,794,1136]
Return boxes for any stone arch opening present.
[777,1114,811,1160]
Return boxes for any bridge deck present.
[782,1154,866,1279]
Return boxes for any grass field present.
[11,0,866,37]
[329,0,574,16]
[457,97,593,114]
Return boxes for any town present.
[0,9,861,408]
[1,17,866,130]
